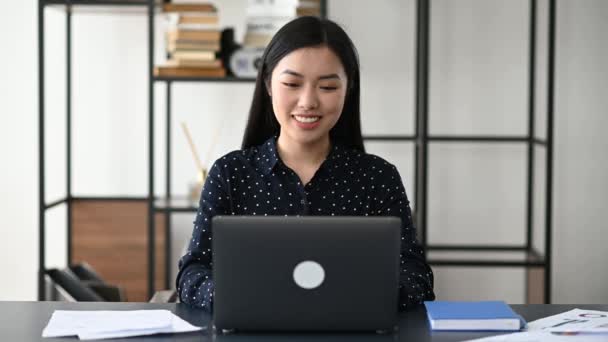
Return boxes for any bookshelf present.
[411,0,556,304]
[37,0,327,301]
[38,0,554,303]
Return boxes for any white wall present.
[0,0,38,300]
[0,0,606,303]
[552,0,608,303]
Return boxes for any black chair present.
[69,262,105,283]
[46,268,104,302]
[46,263,126,302]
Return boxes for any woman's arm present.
[374,162,435,310]
[176,161,230,311]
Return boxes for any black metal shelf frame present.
[38,0,554,302]
[37,0,170,301]
[359,0,555,300]
[407,0,556,303]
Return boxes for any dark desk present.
[3,301,607,341]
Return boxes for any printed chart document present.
[42,310,204,340]
[527,309,608,333]
[465,331,608,342]
[465,309,608,342]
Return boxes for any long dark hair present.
[241,16,365,152]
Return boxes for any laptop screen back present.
[212,216,401,332]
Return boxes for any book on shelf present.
[162,3,217,13]
[166,13,219,25]
[165,59,223,68]
[179,14,219,25]
[164,59,222,69]
[167,29,221,42]
[169,23,220,31]
[168,41,221,53]
[424,301,526,332]
[171,50,217,61]
[154,66,227,78]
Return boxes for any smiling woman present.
[271,47,347,149]
[176,16,435,313]
[268,46,348,184]
[243,16,362,154]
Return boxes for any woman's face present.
[268,45,348,146]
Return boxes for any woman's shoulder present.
[339,146,398,172]
[339,149,408,192]
[211,147,257,168]
[208,142,272,177]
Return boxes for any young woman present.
[176,16,435,312]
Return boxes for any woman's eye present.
[282,82,299,88]
[320,86,338,91]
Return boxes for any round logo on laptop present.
[293,261,325,289]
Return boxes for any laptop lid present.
[212,216,401,332]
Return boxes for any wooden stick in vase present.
[203,117,225,168]
[181,122,204,173]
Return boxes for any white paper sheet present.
[527,309,608,333]
[464,309,608,342]
[465,331,608,342]
[42,310,204,340]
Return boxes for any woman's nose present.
[298,86,319,110]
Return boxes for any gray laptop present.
[212,216,401,333]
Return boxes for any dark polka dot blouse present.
[176,136,435,312]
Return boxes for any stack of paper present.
[42,310,204,340]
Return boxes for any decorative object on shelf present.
[243,0,321,49]
[218,28,242,77]
[181,122,207,205]
[229,46,265,78]
[156,2,226,78]
[180,120,224,205]
[188,170,207,207]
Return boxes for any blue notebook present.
[424,301,526,331]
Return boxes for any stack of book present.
[243,0,321,48]
[155,2,226,78]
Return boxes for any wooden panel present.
[154,211,167,296]
[526,267,545,304]
[72,200,166,302]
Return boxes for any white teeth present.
[294,115,320,123]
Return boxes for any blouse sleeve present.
[175,161,231,311]
[373,162,435,310]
